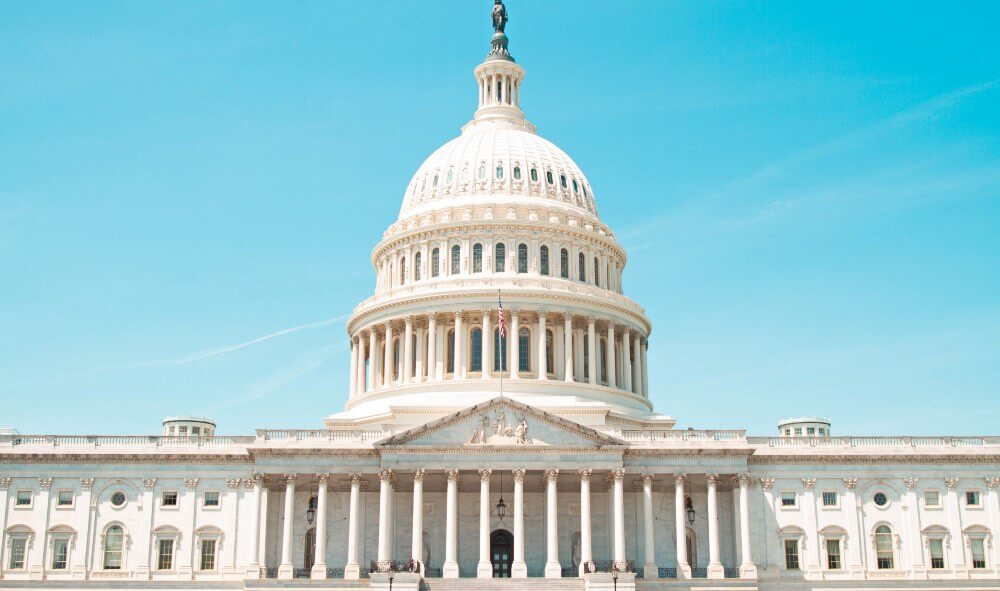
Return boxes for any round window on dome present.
[873,492,888,507]
[110,492,126,508]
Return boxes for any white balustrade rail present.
[748,436,997,448]
[0,434,256,449]
[257,429,388,442]
[618,429,746,442]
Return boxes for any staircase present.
[421,578,585,591]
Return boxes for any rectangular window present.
[191,426,201,436]
[52,539,69,570]
[826,539,841,570]
[822,491,838,507]
[57,490,74,506]
[15,490,32,506]
[178,426,188,436]
[807,427,815,436]
[965,491,981,506]
[929,538,945,569]
[924,490,940,507]
[471,331,483,372]
[781,491,797,507]
[518,332,530,372]
[784,539,800,570]
[818,428,827,436]
[203,491,220,507]
[157,539,174,570]
[162,491,178,507]
[9,538,26,569]
[200,539,217,571]
[793,427,801,436]
[971,538,986,569]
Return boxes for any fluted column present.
[707,474,723,578]
[606,323,617,388]
[428,315,438,381]
[579,469,592,576]
[641,339,649,395]
[443,469,460,578]
[454,312,465,379]
[674,474,691,578]
[311,474,329,578]
[738,474,757,578]
[344,474,362,579]
[367,329,377,391]
[537,312,548,379]
[403,317,413,384]
[411,470,425,574]
[477,469,493,577]
[544,469,561,577]
[415,326,425,382]
[621,329,632,393]
[348,338,358,398]
[377,469,393,561]
[482,310,492,378]
[587,318,597,385]
[564,315,574,382]
[510,311,520,379]
[632,334,642,395]
[512,469,527,578]
[612,469,626,563]
[356,335,367,394]
[277,474,296,579]
[383,323,394,386]
[641,474,658,578]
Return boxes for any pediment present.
[376,397,623,449]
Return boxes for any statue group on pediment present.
[467,409,532,445]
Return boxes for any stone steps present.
[420,578,584,591]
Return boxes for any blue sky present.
[1,1,997,435]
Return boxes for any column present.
[738,474,757,578]
[428,315,438,381]
[356,336,367,395]
[612,469,626,563]
[903,478,925,577]
[377,470,393,562]
[510,311,520,379]
[512,469,527,578]
[801,478,820,576]
[247,474,263,576]
[349,338,358,398]
[72,478,94,579]
[477,469,492,577]
[640,339,649,396]
[403,317,413,384]
[32,478,52,578]
[606,323,617,388]
[945,478,968,575]
[311,474,329,578]
[344,475,362,579]
[537,312,548,379]
[621,328,632,393]
[454,312,466,379]
[277,474,296,579]
[574,328,584,382]
[632,334,642,395]
[674,474,691,578]
[642,474,658,579]
[587,318,597,385]
[411,470,425,574]
[841,478,863,575]
[443,469,460,578]
[415,326,425,382]
[578,470,593,576]
[564,315,574,382]
[482,310,492,378]
[367,329,377,391]
[544,469,561,577]
[707,474,724,578]
[383,323,394,386]
[259,484,269,569]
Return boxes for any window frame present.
[964,490,982,508]
[450,244,461,275]
[156,537,176,571]
[495,243,506,273]
[969,535,988,569]
[539,245,550,276]
[824,537,842,570]
[431,248,440,278]
[874,525,895,570]
[783,538,801,571]
[161,491,179,509]
[516,243,528,274]
[470,327,483,372]
[101,524,126,570]
[203,491,221,509]
[198,537,219,572]
[14,490,33,508]
[927,536,946,570]
[56,489,75,508]
[780,491,798,509]
[8,534,30,570]
[923,490,941,508]
[821,490,839,509]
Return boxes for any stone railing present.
[256,429,387,442]
[748,436,999,448]
[0,434,255,449]
[619,429,747,442]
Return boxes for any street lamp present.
[306,505,316,526]
[685,496,695,525]
[496,471,506,521]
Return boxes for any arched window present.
[478,165,486,180]
[578,252,586,282]
[875,526,894,569]
[540,246,550,275]
[513,166,522,180]
[560,174,568,188]
[461,166,469,182]
[518,328,531,373]
[399,256,407,285]
[599,339,608,383]
[414,251,422,281]
[517,243,528,273]
[471,328,483,372]
[103,525,124,569]
[545,329,554,375]
[530,168,538,182]
[392,338,400,382]
[583,337,589,380]
[447,330,455,374]
[446,169,453,184]
[594,257,600,287]
[572,179,579,193]
[451,245,461,275]
[431,248,440,278]
[495,166,503,180]
[495,243,506,272]
[472,243,483,273]
[560,249,569,278]
[546,171,554,185]
[433,174,438,187]
[494,328,507,371]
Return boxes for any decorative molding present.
[738,473,754,487]
[446,468,461,483]
[512,468,526,482]
[378,469,394,482]
[610,468,625,482]
[578,468,592,481]
[985,477,1000,490]
[142,478,157,490]
[316,473,330,484]
[705,473,718,486]
[903,478,919,490]
[801,478,816,491]
[843,478,858,490]
[944,477,960,490]
[759,478,775,491]
[0,477,11,490]
[544,468,559,482]
[673,473,686,486]
[479,468,492,481]
[184,478,199,490]
[81,477,96,490]
[640,473,655,487]
[226,478,242,490]
[38,477,53,490]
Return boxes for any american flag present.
[497,291,507,338]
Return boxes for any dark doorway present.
[490,529,513,578]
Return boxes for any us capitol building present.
[2,4,998,591]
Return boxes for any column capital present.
[316,473,330,484]
[479,469,493,482]
[674,473,686,486]
[143,478,158,490]
[578,468,592,481]
[985,477,1000,490]
[512,468,526,482]
[759,477,775,490]
[80,477,96,490]
[185,478,200,490]
[0,477,11,490]
[412,469,426,482]
[38,477,53,490]
[349,473,364,487]
[705,473,719,486]
[281,474,297,485]
[903,477,919,490]
[737,473,754,487]
[944,477,960,490]
[378,469,394,482]
[447,468,461,483]
[640,473,654,486]
[226,478,242,490]
[801,478,816,491]
[404,316,413,327]
[544,468,559,482]
[611,468,626,481]
[537,309,548,319]
[842,477,857,490]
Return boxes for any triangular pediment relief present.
[376,396,623,448]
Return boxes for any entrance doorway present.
[490,529,513,578]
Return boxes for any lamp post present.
[496,470,506,521]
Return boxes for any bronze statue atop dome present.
[492,0,508,34]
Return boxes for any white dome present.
[399,121,600,222]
